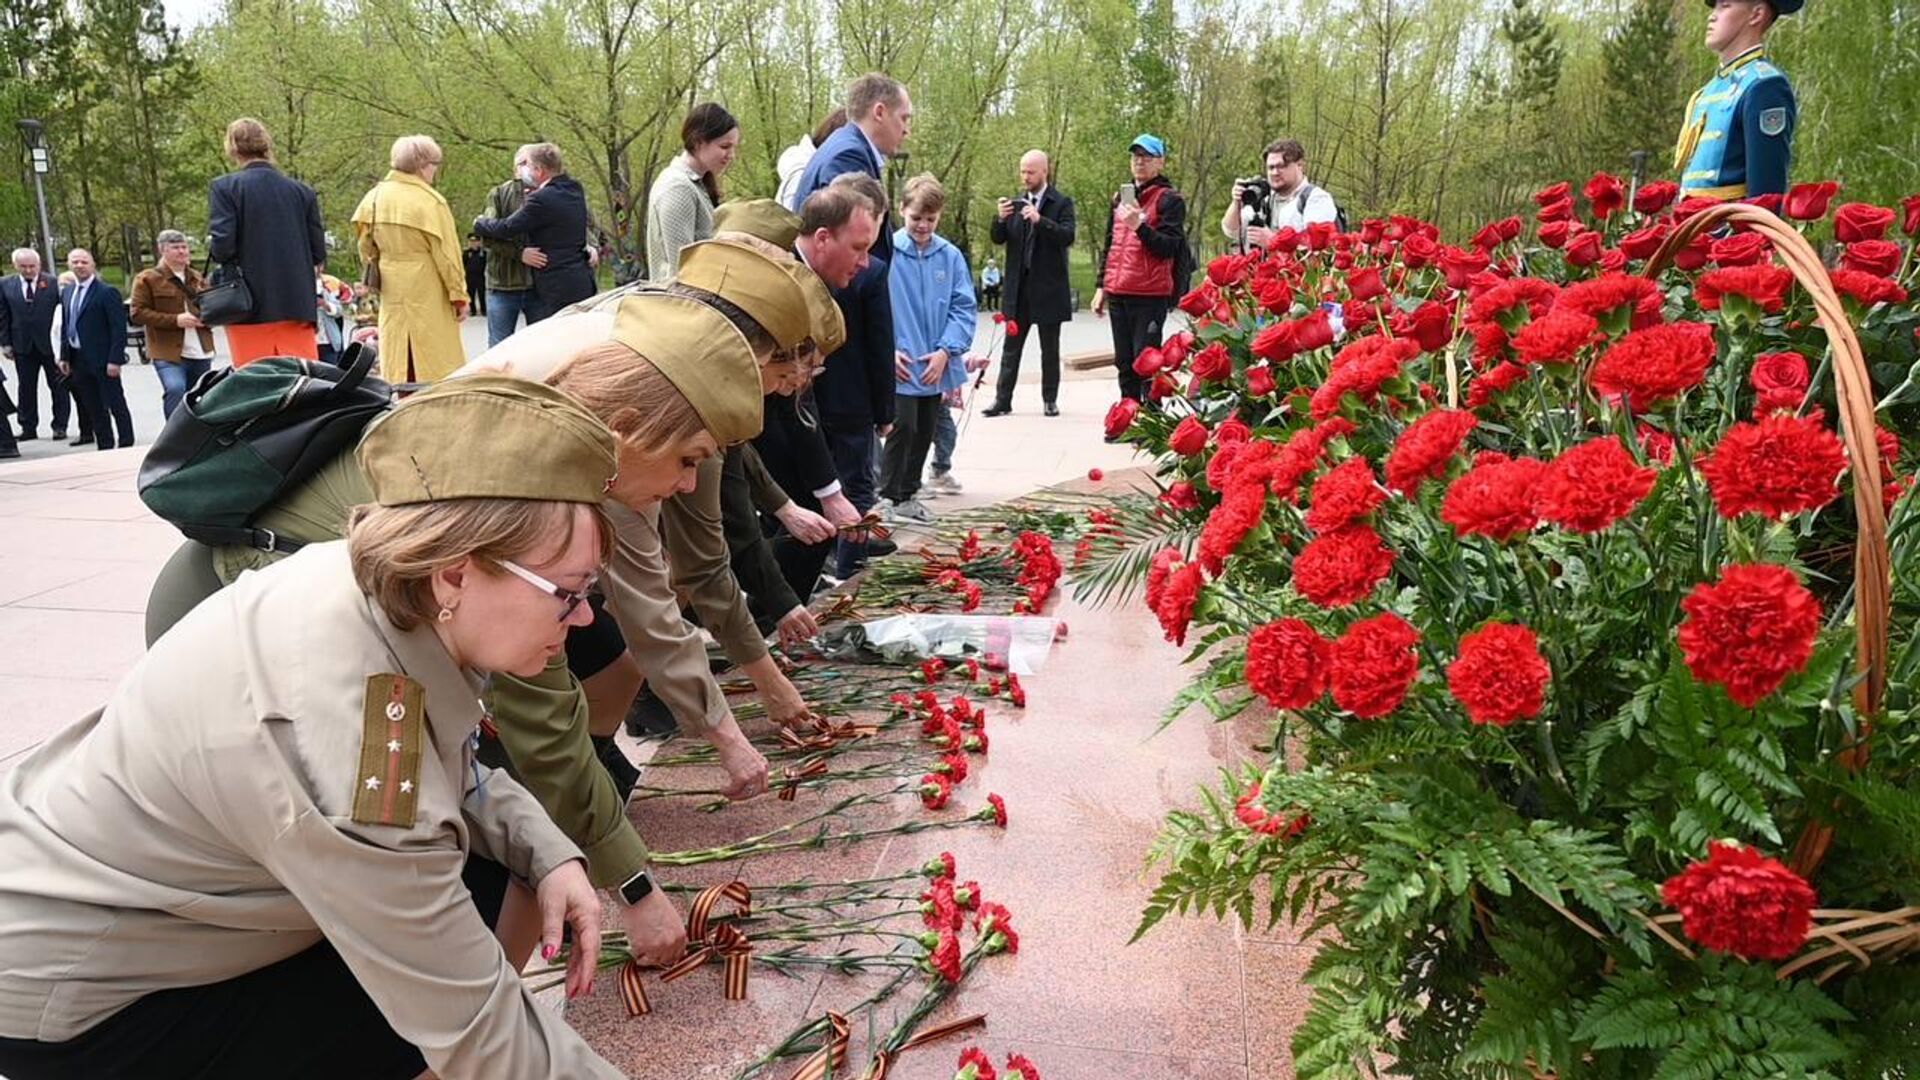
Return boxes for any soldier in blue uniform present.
[1675,0,1801,200]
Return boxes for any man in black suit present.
[57,249,133,451]
[985,150,1077,417]
[472,142,596,323]
[0,248,67,448]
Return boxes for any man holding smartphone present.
[1092,134,1186,402]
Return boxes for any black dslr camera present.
[1233,176,1273,228]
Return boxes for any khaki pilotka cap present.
[712,199,847,355]
[612,293,764,444]
[357,375,618,505]
[784,264,846,355]
[675,241,811,350]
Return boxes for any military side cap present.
[715,199,803,250]
[613,292,764,444]
[783,262,847,356]
[675,240,811,350]
[357,375,616,506]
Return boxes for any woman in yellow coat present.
[352,135,469,383]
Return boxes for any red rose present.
[1131,346,1166,377]
[1385,408,1478,494]
[1155,558,1205,645]
[1750,351,1809,414]
[1783,181,1839,221]
[1840,238,1902,277]
[1699,412,1846,519]
[1834,201,1897,243]
[1583,172,1626,219]
[1208,252,1254,287]
[1162,332,1192,369]
[1442,452,1546,541]
[1329,612,1421,719]
[1511,310,1601,366]
[1168,415,1210,457]
[1402,233,1440,268]
[1533,436,1657,533]
[1305,457,1387,532]
[1672,232,1713,272]
[1536,219,1573,249]
[1005,319,1021,338]
[1291,524,1395,609]
[1294,310,1338,353]
[1662,841,1816,961]
[1247,364,1277,397]
[1215,417,1252,445]
[1618,224,1670,261]
[1407,300,1453,352]
[1903,193,1920,236]
[1533,181,1572,207]
[1563,229,1604,266]
[1347,266,1387,301]
[1189,341,1232,383]
[1536,198,1575,224]
[1245,618,1332,709]
[1555,272,1665,333]
[1589,321,1717,411]
[1250,320,1300,363]
[1745,193,1782,215]
[1634,180,1680,215]
[1103,399,1140,440]
[1696,265,1793,313]
[1178,282,1219,317]
[1305,221,1337,250]
[1254,276,1294,315]
[1829,268,1910,308]
[1678,562,1822,707]
[1708,232,1770,267]
[1447,621,1550,726]
[1599,248,1628,273]
[1439,245,1490,288]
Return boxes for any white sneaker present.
[891,498,937,524]
[925,472,963,496]
[872,497,895,521]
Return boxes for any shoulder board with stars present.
[352,673,426,827]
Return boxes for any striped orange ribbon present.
[864,1013,988,1079]
[776,717,879,753]
[783,1011,851,1080]
[619,880,753,1016]
[778,755,832,801]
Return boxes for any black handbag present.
[191,256,255,326]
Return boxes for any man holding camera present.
[985,149,1076,418]
[1093,134,1187,402]
[1221,138,1339,250]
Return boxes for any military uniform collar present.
[1717,44,1768,78]
[360,590,489,750]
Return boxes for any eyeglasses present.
[500,560,596,622]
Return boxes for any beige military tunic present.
[0,543,623,1079]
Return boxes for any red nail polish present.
[542,943,558,961]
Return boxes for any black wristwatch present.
[618,869,655,905]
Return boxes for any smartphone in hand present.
[1118,183,1139,208]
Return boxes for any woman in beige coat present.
[352,135,469,383]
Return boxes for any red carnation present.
[1834,202,1896,243]
[1700,413,1846,519]
[1555,273,1665,334]
[940,752,971,783]
[1169,415,1210,457]
[1783,181,1839,221]
[1467,362,1529,410]
[1534,437,1657,533]
[1235,782,1309,838]
[921,658,948,684]
[1189,341,1232,383]
[1292,524,1396,609]
[982,793,1008,828]
[1830,268,1910,308]
[1005,319,1021,338]
[1103,399,1140,440]
[1750,351,1809,415]
[1447,622,1550,727]
[1155,558,1205,646]
[1678,563,1822,706]
[1385,409,1478,494]
[957,1046,998,1080]
[1697,265,1793,314]
[1004,1054,1041,1080]
[929,928,964,981]
[923,852,957,880]
[1245,618,1332,709]
[1661,841,1816,960]
[1583,172,1626,219]
[1634,180,1680,215]
[1305,457,1387,532]
[976,901,1019,954]
[1329,612,1422,719]
[1511,310,1601,366]
[1442,452,1546,541]
[1589,321,1717,412]
[921,879,962,929]
[919,772,954,810]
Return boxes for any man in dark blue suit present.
[57,249,134,451]
[0,248,67,450]
[472,142,597,324]
[786,73,911,267]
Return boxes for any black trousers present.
[994,295,1063,408]
[465,276,488,315]
[10,348,68,434]
[880,394,941,504]
[67,364,134,449]
[0,857,510,1080]
[1107,295,1169,401]
[526,264,597,324]
[823,420,879,579]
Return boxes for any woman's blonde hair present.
[225,118,273,163]
[348,498,614,632]
[544,341,707,455]
[390,135,443,175]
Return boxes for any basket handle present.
[1642,201,1891,874]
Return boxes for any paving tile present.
[882,1037,1252,1080]
[13,563,164,614]
[0,608,147,681]
[0,556,114,606]
[0,673,118,760]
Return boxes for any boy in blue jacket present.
[880,175,977,524]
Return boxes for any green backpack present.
[137,344,393,553]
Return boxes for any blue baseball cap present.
[1129,134,1166,158]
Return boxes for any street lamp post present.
[17,118,57,272]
